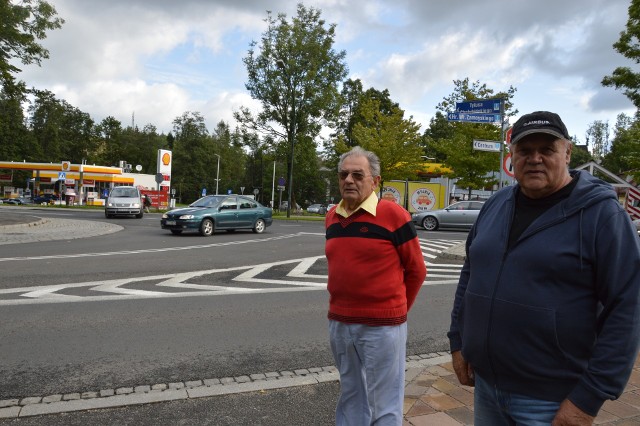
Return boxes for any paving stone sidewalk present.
[403,355,640,425]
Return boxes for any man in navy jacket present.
[448,111,640,425]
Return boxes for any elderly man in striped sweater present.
[325,146,427,425]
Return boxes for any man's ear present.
[565,141,572,165]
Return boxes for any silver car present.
[105,186,143,219]
[412,201,485,231]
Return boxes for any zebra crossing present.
[0,238,464,305]
[420,238,464,286]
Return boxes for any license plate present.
[165,220,176,225]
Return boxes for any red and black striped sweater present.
[325,199,427,326]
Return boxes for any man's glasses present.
[338,171,371,181]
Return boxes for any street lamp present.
[276,59,296,218]
[213,154,220,195]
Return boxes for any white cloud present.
[9,0,636,138]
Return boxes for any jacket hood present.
[563,170,617,215]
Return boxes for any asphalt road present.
[0,207,466,424]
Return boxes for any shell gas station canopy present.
[0,161,132,186]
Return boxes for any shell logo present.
[162,152,171,166]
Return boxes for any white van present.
[105,186,143,218]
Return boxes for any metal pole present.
[287,129,294,218]
[498,98,505,189]
[214,154,220,195]
[271,161,276,208]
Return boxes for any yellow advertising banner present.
[407,182,445,213]
[380,181,446,213]
[380,181,406,205]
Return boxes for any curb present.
[0,218,49,230]
[0,352,451,419]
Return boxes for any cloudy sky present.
[15,0,635,144]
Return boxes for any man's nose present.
[528,151,543,162]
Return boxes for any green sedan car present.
[161,195,273,236]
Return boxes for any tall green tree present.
[0,82,39,160]
[95,116,124,167]
[28,88,64,161]
[585,120,610,162]
[325,81,407,186]
[602,0,640,109]
[347,97,423,181]
[0,0,64,92]
[602,113,640,181]
[171,111,218,202]
[235,3,348,215]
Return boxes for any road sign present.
[447,112,501,123]
[503,153,514,178]
[456,99,502,113]
[278,177,286,186]
[57,172,66,180]
[505,127,513,144]
[473,140,502,152]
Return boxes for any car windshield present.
[110,188,138,198]
[189,196,224,208]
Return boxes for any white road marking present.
[0,238,464,305]
[0,233,309,262]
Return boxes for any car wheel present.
[199,218,214,236]
[252,219,266,234]
[170,230,182,235]
[422,216,439,231]
[105,212,112,219]
[136,212,143,219]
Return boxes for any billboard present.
[381,180,446,213]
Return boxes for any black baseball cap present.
[510,111,570,144]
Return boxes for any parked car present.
[105,186,143,218]
[412,201,485,231]
[307,204,327,214]
[161,194,273,236]
[32,194,58,205]
[1,197,30,205]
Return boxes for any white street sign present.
[473,140,502,152]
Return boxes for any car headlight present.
[107,202,114,207]
[133,203,140,208]
[162,213,169,219]
[179,214,195,219]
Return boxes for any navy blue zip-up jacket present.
[448,170,640,416]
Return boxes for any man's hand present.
[552,399,595,426]
[451,351,474,386]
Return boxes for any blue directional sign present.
[456,98,502,113]
[447,112,501,123]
